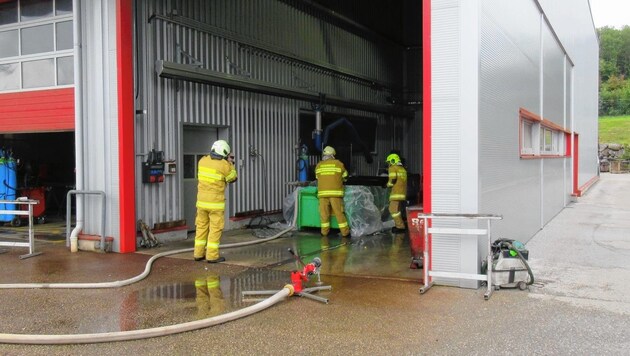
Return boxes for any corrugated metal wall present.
[541,20,567,225]
[80,0,121,250]
[477,0,579,243]
[538,0,599,191]
[430,0,465,287]
[431,0,597,287]
[134,0,419,227]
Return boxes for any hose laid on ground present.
[0,191,306,344]
[0,224,296,289]
[0,285,294,344]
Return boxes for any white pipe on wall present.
[70,0,83,253]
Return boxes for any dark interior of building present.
[0,132,75,225]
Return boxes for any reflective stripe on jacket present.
[315,159,348,198]
[196,155,237,210]
[387,164,407,201]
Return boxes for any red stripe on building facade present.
[422,0,431,215]
[116,0,136,253]
[422,0,432,274]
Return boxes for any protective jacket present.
[387,164,407,201]
[196,156,237,210]
[315,159,348,198]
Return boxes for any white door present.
[182,126,229,231]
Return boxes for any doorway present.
[181,125,229,231]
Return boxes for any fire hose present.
[0,191,305,344]
[0,285,294,345]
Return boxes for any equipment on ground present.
[486,238,534,290]
[243,248,331,304]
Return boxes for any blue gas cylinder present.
[0,153,7,222]
[5,157,17,218]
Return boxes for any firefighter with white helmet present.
[193,139,237,263]
[315,146,351,237]
[386,152,407,233]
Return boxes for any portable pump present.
[486,238,534,291]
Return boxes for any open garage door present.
[0,132,75,225]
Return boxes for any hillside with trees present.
[598,26,630,116]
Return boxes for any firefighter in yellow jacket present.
[315,146,350,237]
[386,153,407,233]
[194,139,237,263]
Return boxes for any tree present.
[598,26,630,116]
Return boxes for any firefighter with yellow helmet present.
[194,139,238,263]
[315,146,351,237]
[386,152,407,232]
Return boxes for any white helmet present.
[211,140,231,158]
[322,146,336,156]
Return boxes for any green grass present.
[599,115,630,146]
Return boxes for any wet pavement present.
[0,173,629,354]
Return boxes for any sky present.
[590,0,630,28]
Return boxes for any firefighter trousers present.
[194,208,225,260]
[318,197,350,237]
[389,200,406,229]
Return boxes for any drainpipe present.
[70,0,83,253]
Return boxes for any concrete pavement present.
[0,173,629,355]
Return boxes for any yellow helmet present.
[322,146,336,156]
[211,140,231,158]
[386,153,401,165]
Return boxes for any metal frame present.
[415,213,502,300]
[0,199,42,259]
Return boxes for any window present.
[519,108,569,158]
[521,120,534,155]
[55,0,73,16]
[23,58,54,88]
[20,0,53,22]
[0,30,18,58]
[55,21,72,50]
[0,63,20,90]
[0,0,73,92]
[21,24,54,55]
[56,55,73,85]
[0,1,18,26]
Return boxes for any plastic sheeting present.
[282,185,392,237]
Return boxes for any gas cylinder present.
[297,144,309,182]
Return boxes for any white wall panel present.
[542,21,564,126]
[80,0,121,250]
[538,0,599,189]
[543,158,565,224]
[478,0,542,242]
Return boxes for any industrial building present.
[0,0,598,286]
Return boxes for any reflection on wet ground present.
[105,227,425,331]
[120,228,424,330]
[0,224,423,334]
